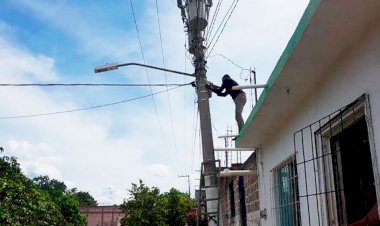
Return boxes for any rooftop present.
[237,0,380,147]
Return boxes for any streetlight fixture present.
[94,62,195,77]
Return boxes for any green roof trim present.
[236,0,321,145]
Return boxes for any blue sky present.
[0,0,308,204]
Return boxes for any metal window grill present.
[271,155,301,226]
[293,95,376,226]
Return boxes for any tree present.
[33,176,86,226]
[162,188,197,226]
[120,180,166,226]
[0,148,91,226]
[33,176,67,196]
[120,180,198,226]
[72,191,98,207]
[0,149,64,225]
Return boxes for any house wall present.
[219,153,260,226]
[257,19,380,226]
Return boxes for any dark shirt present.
[211,78,244,100]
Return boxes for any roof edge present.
[237,0,321,145]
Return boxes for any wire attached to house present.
[208,53,252,81]
[0,83,191,120]
[208,53,249,72]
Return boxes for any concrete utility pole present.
[192,22,218,218]
[177,1,218,225]
[178,174,191,195]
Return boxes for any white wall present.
[258,19,380,226]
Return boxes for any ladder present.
[196,160,221,226]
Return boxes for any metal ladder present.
[197,160,221,226]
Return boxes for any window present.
[272,156,300,226]
[294,95,379,225]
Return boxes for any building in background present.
[80,206,124,226]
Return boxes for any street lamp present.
[94,62,195,77]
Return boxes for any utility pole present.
[177,1,218,225]
[178,174,191,195]
[192,19,218,222]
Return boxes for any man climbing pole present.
[206,74,247,132]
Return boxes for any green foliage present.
[33,175,67,195]
[0,150,64,225]
[161,188,197,226]
[120,180,197,226]
[33,176,86,226]
[0,178,65,226]
[0,154,22,180]
[121,179,166,226]
[0,148,91,226]
[71,191,98,207]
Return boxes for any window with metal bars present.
[272,155,301,226]
[294,94,379,226]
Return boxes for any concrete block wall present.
[219,152,260,226]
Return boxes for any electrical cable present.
[155,0,180,166]
[208,53,252,81]
[0,83,191,120]
[130,0,169,153]
[206,0,236,51]
[191,95,199,174]
[208,53,249,72]
[206,0,240,58]
[210,116,221,161]
[210,111,219,138]
[205,0,223,44]
[156,0,186,172]
[0,83,189,87]
[207,0,223,39]
[183,35,190,173]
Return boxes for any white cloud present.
[148,163,170,177]
[0,37,59,83]
[6,140,63,179]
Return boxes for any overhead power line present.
[155,0,181,171]
[0,83,189,87]
[205,0,223,43]
[206,0,236,47]
[206,0,240,58]
[0,83,191,120]
[130,0,169,153]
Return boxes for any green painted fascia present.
[236,0,321,145]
